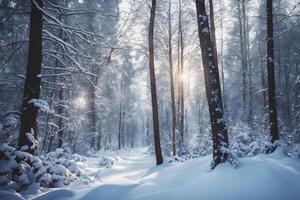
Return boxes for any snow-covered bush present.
[168,152,200,163]
[0,113,19,146]
[0,144,85,191]
[98,157,113,168]
[228,122,273,158]
[0,143,49,191]
[287,144,300,159]
[168,155,186,163]
[192,127,213,157]
[40,148,85,187]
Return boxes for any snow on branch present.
[28,99,53,114]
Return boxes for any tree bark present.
[195,0,229,169]
[178,0,184,148]
[18,0,43,154]
[219,0,227,121]
[57,9,65,148]
[258,41,267,114]
[209,0,218,68]
[284,48,291,129]
[118,83,123,150]
[266,0,279,145]
[148,0,163,165]
[57,88,64,148]
[97,121,102,150]
[168,0,176,156]
[237,0,247,120]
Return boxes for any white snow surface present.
[6,147,300,200]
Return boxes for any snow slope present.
[14,148,300,200]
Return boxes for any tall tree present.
[118,83,123,150]
[195,0,229,169]
[88,0,99,149]
[148,0,163,165]
[258,40,268,117]
[168,0,176,156]
[178,0,185,149]
[237,0,248,121]
[266,0,279,146]
[219,0,227,121]
[18,0,43,154]
[56,0,67,149]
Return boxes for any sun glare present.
[74,96,87,109]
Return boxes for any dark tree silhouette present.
[148,0,163,165]
[195,0,229,169]
[266,0,279,147]
[19,0,44,154]
[168,0,176,156]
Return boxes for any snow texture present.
[14,147,300,200]
[0,144,84,192]
[28,99,52,113]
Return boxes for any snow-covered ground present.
[3,148,300,200]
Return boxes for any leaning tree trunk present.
[18,0,43,154]
[148,0,163,165]
[195,0,229,169]
[266,0,279,146]
[168,0,176,156]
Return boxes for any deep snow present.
[2,148,300,200]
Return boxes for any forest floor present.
[18,148,300,200]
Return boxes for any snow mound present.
[40,148,85,187]
[0,144,85,192]
[0,143,47,191]
[98,157,114,168]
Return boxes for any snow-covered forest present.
[0,0,300,199]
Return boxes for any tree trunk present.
[168,0,176,156]
[219,0,227,121]
[258,41,267,114]
[57,10,64,148]
[97,121,102,150]
[195,0,229,169]
[57,88,64,148]
[146,114,150,146]
[245,15,253,126]
[148,0,163,165]
[90,75,98,149]
[178,0,184,148]
[284,48,291,129]
[18,0,43,154]
[118,84,123,150]
[266,0,279,146]
[88,0,98,149]
[237,0,247,120]
[56,0,69,148]
[209,0,218,69]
